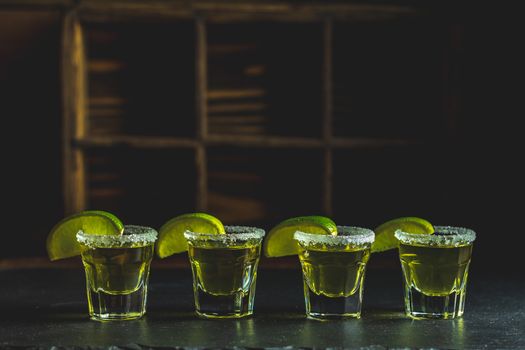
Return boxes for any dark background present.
[0,2,522,274]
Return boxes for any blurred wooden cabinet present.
[61,1,463,227]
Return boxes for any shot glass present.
[76,225,158,321]
[184,226,265,318]
[395,226,476,319]
[294,226,375,319]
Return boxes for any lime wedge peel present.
[263,215,337,257]
[156,212,225,258]
[371,216,434,253]
[46,210,124,261]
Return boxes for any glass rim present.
[395,225,476,247]
[183,225,265,243]
[76,224,158,248]
[294,225,375,247]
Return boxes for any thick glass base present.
[194,287,254,319]
[304,284,362,320]
[87,286,147,321]
[404,285,466,320]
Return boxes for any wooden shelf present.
[75,135,198,149]
[54,1,461,228]
[206,135,323,148]
[331,137,422,148]
[74,135,423,150]
[73,1,422,22]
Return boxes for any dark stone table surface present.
[0,263,523,349]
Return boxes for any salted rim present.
[184,225,265,244]
[77,225,158,248]
[395,225,476,247]
[294,226,375,248]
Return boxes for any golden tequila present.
[188,245,260,296]
[294,226,375,319]
[399,243,472,297]
[184,226,265,318]
[298,247,370,298]
[395,226,476,319]
[77,225,157,321]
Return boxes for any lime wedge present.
[264,216,337,257]
[46,210,124,261]
[156,213,225,258]
[372,216,434,253]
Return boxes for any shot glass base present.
[194,288,254,319]
[195,310,253,319]
[307,312,361,320]
[404,285,465,320]
[87,287,147,322]
[305,287,362,320]
[90,312,145,322]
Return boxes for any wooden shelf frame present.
[59,2,459,218]
[74,135,421,149]
[62,10,88,214]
